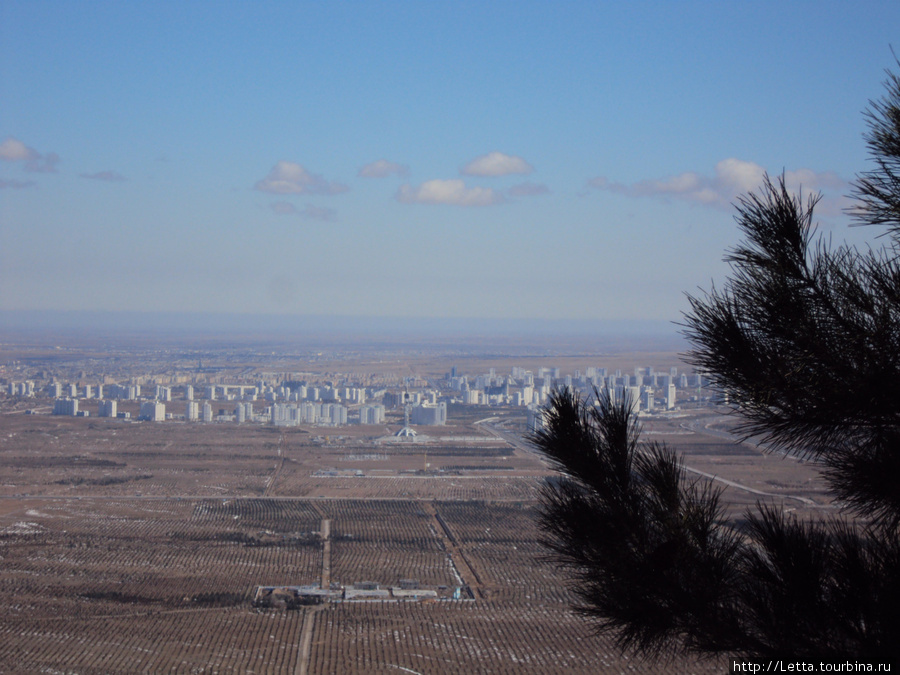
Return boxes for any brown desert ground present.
[0,397,834,673]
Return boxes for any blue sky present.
[2,1,899,323]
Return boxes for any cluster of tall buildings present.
[271,402,348,427]
[8,381,36,397]
[8,361,710,433]
[446,364,699,411]
[42,382,140,401]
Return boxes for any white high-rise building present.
[53,398,79,416]
[140,400,165,422]
[202,402,213,422]
[411,402,447,426]
[185,385,194,401]
[272,403,293,426]
[47,382,62,398]
[186,400,199,421]
[358,404,386,425]
[329,404,347,425]
[641,387,654,412]
[235,402,253,423]
[625,386,641,414]
[346,387,366,404]
[526,405,546,432]
[666,384,677,410]
[464,389,482,405]
[99,399,117,418]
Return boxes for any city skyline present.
[2,1,899,323]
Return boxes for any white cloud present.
[80,170,126,182]
[650,172,704,195]
[255,161,349,195]
[714,158,766,196]
[507,181,550,197]
[0,137,59,173]
[396,179,504,206]
[358,159,409,178]
[0,137,39,162]
[588,158,848,210]
[461,151,533,177]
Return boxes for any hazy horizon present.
[0,309,686,352]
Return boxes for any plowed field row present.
[0,498,723,672]
[276,474,542,500]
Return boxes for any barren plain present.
[0,343,835,674]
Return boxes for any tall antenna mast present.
[395,376,417,439]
